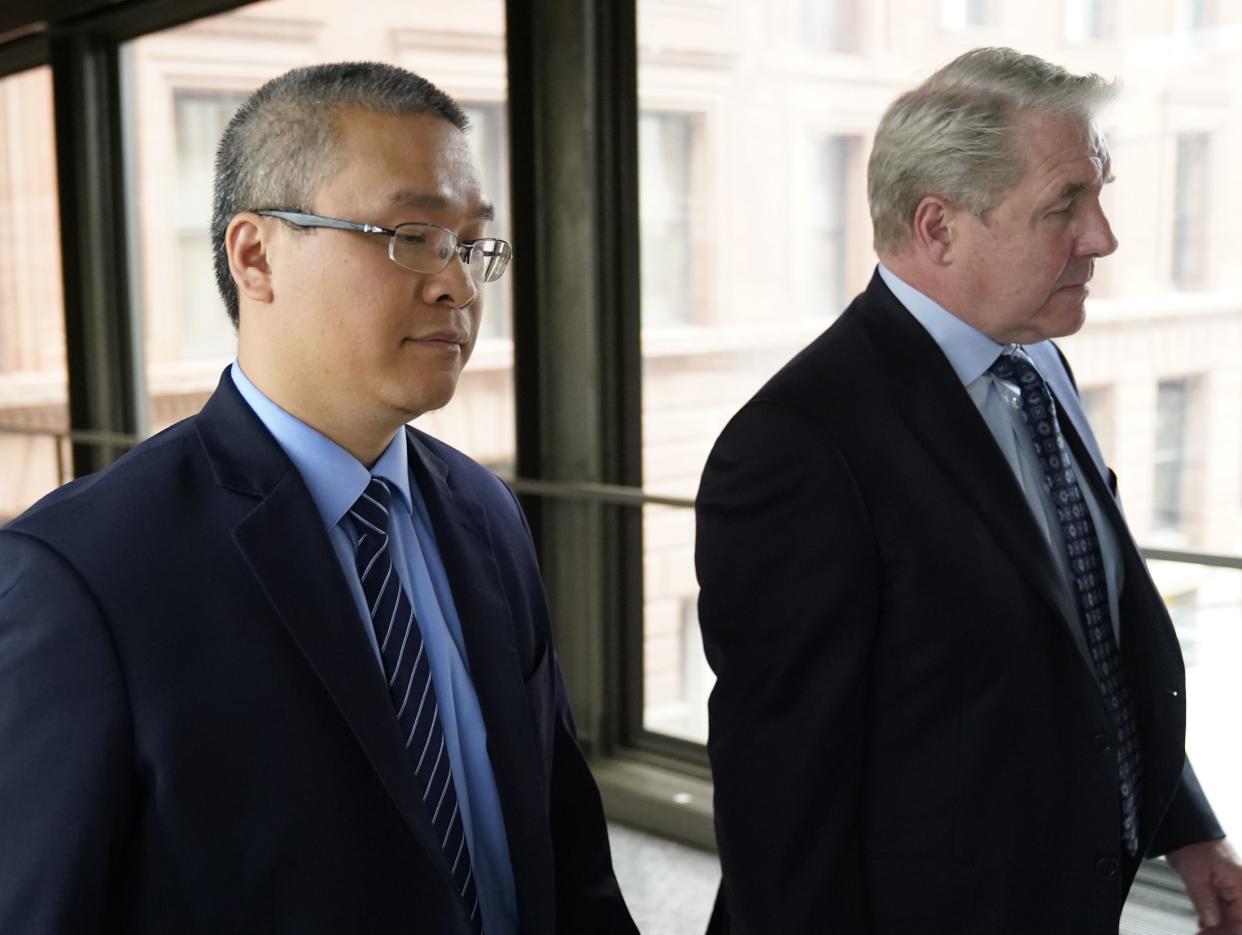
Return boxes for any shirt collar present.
[229,361,413,530]
[878,264,1006,387]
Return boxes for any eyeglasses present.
[255,209,513,283]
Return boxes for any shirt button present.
[1093,733,1113,752]
[1096,857,1120,877]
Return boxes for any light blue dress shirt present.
[231,362,518,935]
[877,265,1126,650]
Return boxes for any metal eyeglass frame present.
[255,209,513,283]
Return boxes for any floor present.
[605,823,1200,935]
[607,823,719,935]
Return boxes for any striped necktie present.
[990,350,1142,856]
[348,477,484,932]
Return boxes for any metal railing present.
[3,422,1241,573]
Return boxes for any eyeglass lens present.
[390,223,511,283]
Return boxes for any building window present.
[461,102,512,342]
[1078,386,1114,465]
[639,111,698,328]
[1153,379,1191,532]
[1065,0,1109,41]
[174,90,249,360]
[1166,590,1200,668]
[1180,0,1215,32]
[1172,132,1211,291]
[798,0,861,54]
[941,0,996,29]
[802,134,851,315]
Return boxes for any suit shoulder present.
[748,301,883,427]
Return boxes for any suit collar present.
[857,273,1088,658]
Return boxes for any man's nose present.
[422,252,479,308]
[1078,202,1119,258]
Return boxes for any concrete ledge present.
[593,756,716,852]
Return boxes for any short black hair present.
[210,61,469,327]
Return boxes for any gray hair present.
[867,47,1117,255]
[210,61,470,326]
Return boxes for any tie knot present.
[349,477,393,540]
[989,350,1045,391]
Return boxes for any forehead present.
[314,108,485,217]
[1010,110,1110,200]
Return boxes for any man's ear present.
[911,195,956,265]
[226,213,275,304]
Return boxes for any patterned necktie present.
[349,478,484,932]
[989,351,1142,856]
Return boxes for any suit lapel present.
[406,431,555,931]
[196,373,459,894]
[858,278,1087,658]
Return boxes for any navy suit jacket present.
[697,272,1222,935]
[0,372,637,935]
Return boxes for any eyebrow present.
[386,189,495,221]
[1055,182,1089,202]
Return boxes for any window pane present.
[640,112,696,327]
[123,0,514,471]
[0,66,68,522]
[643,504,712,742]
[1149,561,1242,843]
[636,1,1242,833]
[1153,379,1192,532]
[1172,133,1210,290]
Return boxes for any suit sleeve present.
[1149,759,1225,856]
[696,402,880,934]
[0,531,133,934]
[498,483,639,935]
[546,658,639,935]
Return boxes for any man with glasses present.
[0,62,636,935]
[697,48,1240,934]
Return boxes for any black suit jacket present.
[0,372,637,935]
[696,272,1222,935]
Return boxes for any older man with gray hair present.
[697,47,1241,934]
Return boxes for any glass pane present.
[636,0,1242,800]
[1149,561,1242,843]
[642,503,711,743]
[0,67,68,522]
[123,0,514,471]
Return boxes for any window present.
[1172,132,1211,291]
[941,0,996,29]
[1166,590,1200,668]
[0,66,68,522]
[798,0,861,55]
[1153,379,1191,532]
[637,6,869,744]
[1078,386,1114,466]
[639,111,698,328]
[122,0,514,470]
[801,134,851,315]
[1064,0,1109,41]
[1148,563,1242,848]
[1180,0,1215,32]
[461,102,512,342]
[174,90,249,360]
